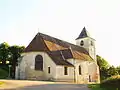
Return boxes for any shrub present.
[0,68,8,79]
[100,75,120,89]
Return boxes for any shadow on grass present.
[88,84,119,90]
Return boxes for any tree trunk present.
[2,60,6,65]
[11,58,17,79]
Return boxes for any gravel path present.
[0,80,90,90]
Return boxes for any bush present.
[0,68,8,79]
[101,75,120,89]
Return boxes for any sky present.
[0,0,120,67]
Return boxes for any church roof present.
[47,49,74,67]
[76,27,91,40]
[24,33,49,52]
[24,32,93,66]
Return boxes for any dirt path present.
[0,80,90,90]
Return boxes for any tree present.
[108,66,119,77]
[97,55,110,70]
[116,66,120,75]
[0,42,10,65]
[97,55,120,81]
[97,55,110,80]
[8,45,25,78]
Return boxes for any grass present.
[88,75,120,90]
[88,84,119,90]
[100,75,120,90]
[88,84,105,90]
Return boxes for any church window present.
[89,75,91,82]
[80,40,84,46]
[48,67,50,74]
[35,55,43,70]
[91,41,93,46]
[64,67,68,75]
[79,65,82,75]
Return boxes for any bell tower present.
[75,27,96,61]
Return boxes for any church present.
[15,27,100,83]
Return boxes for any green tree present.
[97,55,120,81]
[97,55,110,69]
[8,45,25,78]
[0,42,10,65]
[108,66,119,77]
[97,55,110,81]
[116,66,120,75]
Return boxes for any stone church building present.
[15,27,100,83]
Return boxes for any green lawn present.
[88,84,119,90]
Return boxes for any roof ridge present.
[39,32,89,54]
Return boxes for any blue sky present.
[0,0,120,66]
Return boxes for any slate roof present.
[76,27,91,40]
[24,32,93,66]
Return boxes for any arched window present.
[35,55,43,71]
[79,65,82,75]
[80,40,84,46]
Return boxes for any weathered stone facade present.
[16,52,100,83]
[15,27,100,84]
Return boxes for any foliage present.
[8,45,25,78]
[97,55,110,69]
[108,66,119,77]
[97,55,110,81]
[97,55,120,81]
[88,84,107,90]
[0,68,8,79]
[0,42,25,78]
[0,42,10,65]
[89,62,120,89]
[116,66,120,75]
[8,45,25,65]
[104,75,120,81]
[101,75,120,89]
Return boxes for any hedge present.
[0,68,8,79]
[100,75,120,89]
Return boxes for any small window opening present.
[48,67,50,74]
[91,41,93,46]
[80,40,84,46]
[64,67,68,75]
[79,65,82,75]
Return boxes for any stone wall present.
[67,59,100,83]
[16,52,57,80]
[15,52,100,83]
[55,66,74,82]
